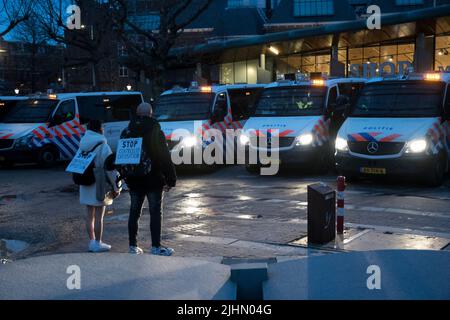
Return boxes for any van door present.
[49,99,80,160]
[211,91,228,130]
[76,94,143,152]
[228,88,264,129]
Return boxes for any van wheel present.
[424,152,446,187]
[38,146,59,167]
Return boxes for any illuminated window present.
[117,44,127,57]
[119,65,129,78]
[294,0,334,17]
[435,36,450,71]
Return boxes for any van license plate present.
[360,167,386,175]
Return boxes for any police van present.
[239,75,366,172]
[0,91,143,166]
[0,96,28,120]
[335,72,450,186]
[154,83,265,164]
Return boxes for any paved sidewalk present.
[0,253,235,300]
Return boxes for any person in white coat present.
[79,120,120,252]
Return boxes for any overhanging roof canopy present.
[171,5,450,64]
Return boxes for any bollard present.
[307,183,336,244]
[337,176,346,234]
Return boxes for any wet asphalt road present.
[0,164,449,259]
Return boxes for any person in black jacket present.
[126,102,177,256]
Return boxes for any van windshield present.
[155,93,212,121]
[0,100,21,120]
[352,81,444,118]
[255,86,325,117]
[2,99,58,123]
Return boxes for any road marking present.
[345,205,450,219]
[178,190,450,219]
[343,229,372,244]
[345,222,450,239]
[283,218,450,239]
[173,234,315,256]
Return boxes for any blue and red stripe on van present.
[347,132,402,143]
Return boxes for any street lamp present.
[126,84,132,91]
[14,88,19,95]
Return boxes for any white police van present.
[335,72,450,186]
[0,91,143,166]
[154,83,265,165]
[239,75,366,172]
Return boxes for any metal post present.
[337,176,346,234]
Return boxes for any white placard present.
[115,138,143,165]
[66,150,96,174]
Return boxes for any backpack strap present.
[86,142,104,154]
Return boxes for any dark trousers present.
[128,189,164,248]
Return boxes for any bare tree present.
[12,13,50,92]
[0,0,34,37]
[37,0,117,90]
[111,0,213,96]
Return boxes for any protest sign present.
[66,150,96,174]
[115,138,143,165]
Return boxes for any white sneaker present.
[88,240,111,253]
[97,241,111,252]
[129,246,143,255]
[151,246,174,256]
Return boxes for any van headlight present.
[405,139,427,153]
[295,134,313,146]
[180,135,199,148]
[335,137,348,151]
[14,134,34,149]
[239,133,250,146]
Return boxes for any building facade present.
[0,38,64,95]
[183,0,450,86]
[65,0,450,96]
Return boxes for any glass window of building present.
[397,44,414,64]
[119,65,129,77]
[220,63,234,84]
[293,0,334,17]
[435,36,450,71]
[234,61,247,83]
[220,60,259,84]
[316,54,331,73]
